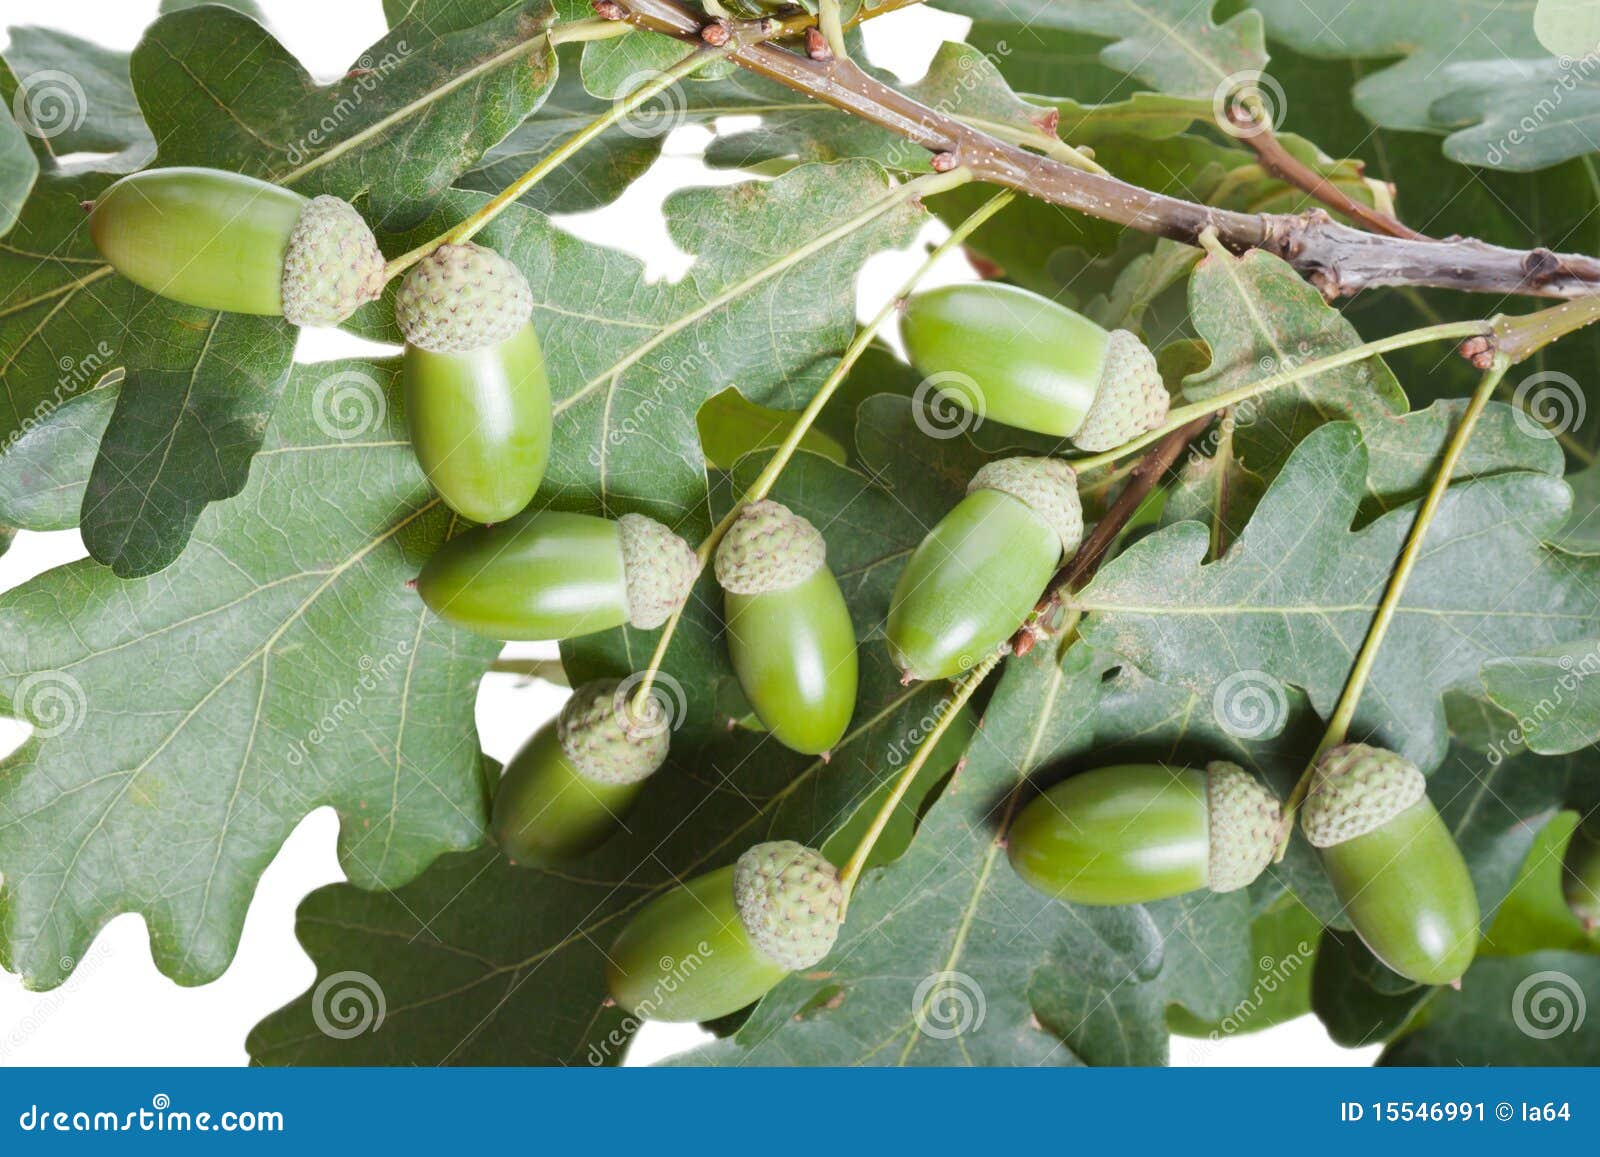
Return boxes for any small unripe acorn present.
[886,456,1082,682]
[1007,762,1281,905]
[714,501,857,755]
[397,242,551,524]
[416,509,697,641]
[606,841,844,1023]
[88,167,383,324]
[1302,743,1480,986]
[493,678,669,864]
[899,283,1168,451]
[1561,819,1600,933]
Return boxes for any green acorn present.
[886,456,1082,682]
[1008,762,1281,905]
[606,841,844,1023]
[397,242,551,524]
[1561,819,1600,933]
[416,509,697,641]
[493,678,669,865]
[899,283,1168,450]
[714,501,857,755]
[1302,744,1480,986]
[88,167,383,324]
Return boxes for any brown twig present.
[1011,417,1212,657]
[1231,113,1427,242]
[609,0,1600,300]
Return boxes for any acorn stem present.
[625,179,1006,718]
[550,15,638,44]
[1067,318,1495,473]
[818,0,849,62]
[1276,355,1512,849]
[838,647,1005,910]
[383,43,736,283]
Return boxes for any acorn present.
[886,456,1082,682]
[1302,744,1480,986]
[88,167,383,324]
[714,501,857,755]
[899,283,1168,450]
[416,509,697,641]
[1561,819,1600,933]
[492,678,669,865]
[1008,761,1281,905]
[606,841,844,1023]
[397,242,551,524]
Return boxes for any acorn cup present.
[886,456,1082,682]
[1561,819,1600,933]
[416,509,697,641]
[493,678,669,865]
[88,167,384,324]
[606,841,844,1023]
[397,242,552,524]
[899,282,1169,450]
[1007,762,1281,905]
[714,501,857,755]
[1302,743,1480,986]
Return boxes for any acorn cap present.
[1301,743,1427,849]
[617,513,698,630]
[280,195,385,328]
[556,678,670,786]
[1071,329,1168,452]
[733,841,844,971]
[395,241,534,354]
[714,500,826,596]
[1205,761,1281,893]
[968,456,1083,556]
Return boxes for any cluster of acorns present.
[86,166,1545,1031]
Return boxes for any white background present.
[0,0,1375,1067]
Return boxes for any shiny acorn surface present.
[1008,764,1210,905]
[89,167,306,315]
[886,487,1061,682]
[404,322,551,524]
[491,724,638,865]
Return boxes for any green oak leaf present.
[0,103,35,238]
[1483,811,1600,958]
[362,163,921,526]
[0,24,155,164]
[1168,895,1321,1039]
[1078,418,1598,770]
[696,387,848,471]
[1558,462,1600,552]
[248,449,961,1065]
[942,0,1266,101]
[0,358,500,990]
[1482,642,1600,755]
